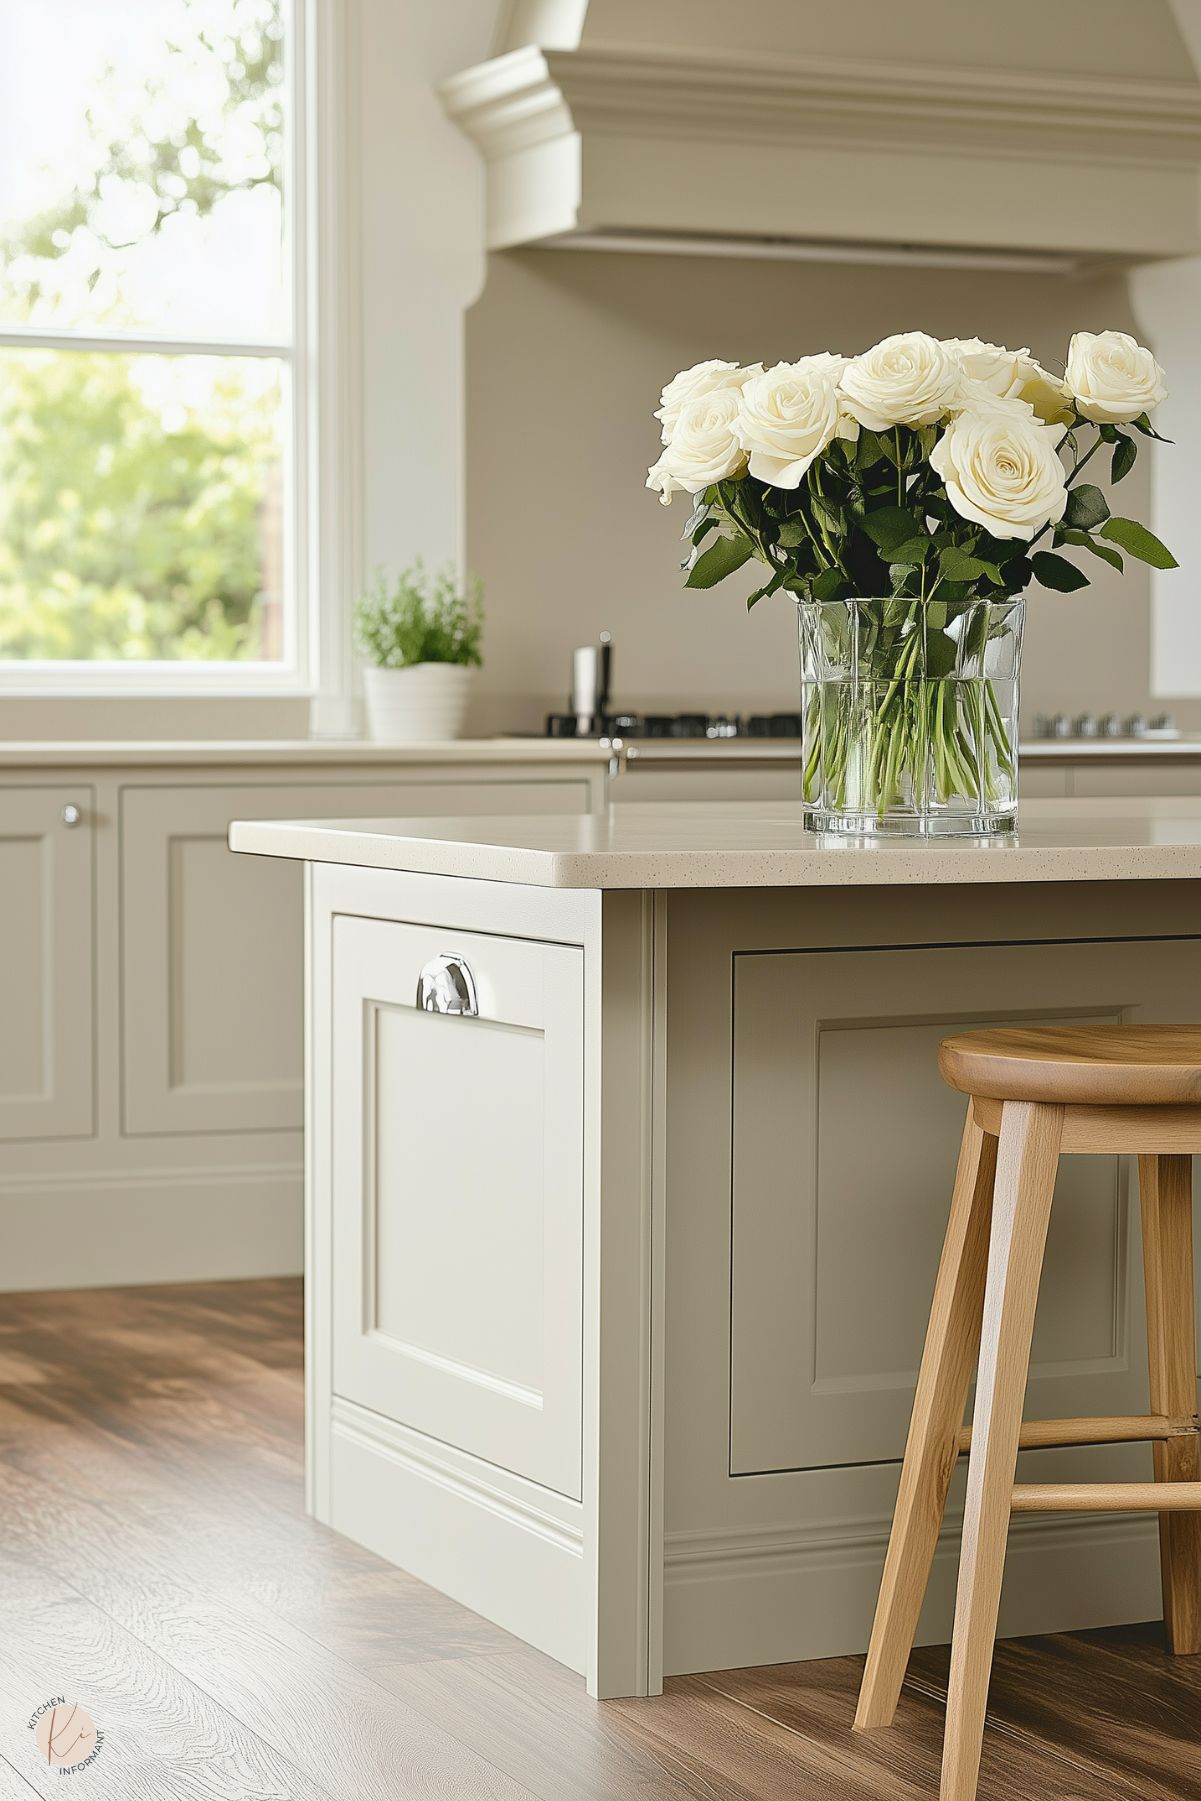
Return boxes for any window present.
[0,0,306,688]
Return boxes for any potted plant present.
[647,331,1175,836]
[354,562,483,743]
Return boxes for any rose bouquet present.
[647,331,1175,833]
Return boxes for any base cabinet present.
[302,863,1201,1701]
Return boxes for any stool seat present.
[939,1024,1201,1107]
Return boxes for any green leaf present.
[1110,435,1137,484]
[859,507,923,551]
[809,566,844,601]
[884,538,931,567]
[1058,527,1124,573]
[854,428,888,472]
[1131,412,1172,443]
[1031,550,1090,592]
[684,533,754,589]
[1000,555,1034,593]
[776,519,809,548]
[811,495,846,537]
[924,629,959,679]
[1099,516,1178,570]
[746,570,785,610]
[1063,483,1109,531]
[938,545,1002,584]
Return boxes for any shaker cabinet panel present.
[729,935,1201,1475]
[330,914,584,1499]
[0,786,94,1142]
[121,777,592,1137]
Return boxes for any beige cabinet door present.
[0,786,93,1141]
[331,914,584,1499]
[729,935,1201,1474]
[120,778,591,1136]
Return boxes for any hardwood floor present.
[0,1278,1197,1799]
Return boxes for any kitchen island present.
[230,799,1201,1698]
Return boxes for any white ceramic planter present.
[362,663,474,743]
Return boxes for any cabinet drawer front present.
[331,915,584,1499]
[730,935,1201,1475]
[0,786,94,1141]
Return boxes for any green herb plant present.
[354,563,483,670]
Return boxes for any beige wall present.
[466,248,1197,734]
[578,0,1190,79]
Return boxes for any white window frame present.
[0,0,316,699]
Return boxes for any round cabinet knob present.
[61,804,82,827]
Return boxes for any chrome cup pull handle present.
[415,953,479,1017]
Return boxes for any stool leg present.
[1139,1152,1201,1655]
[854,1107,997,1731]
[941,1100,1062,1801]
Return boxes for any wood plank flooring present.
[0,1278,1197,1799]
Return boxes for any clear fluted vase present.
[798,595,1024,837]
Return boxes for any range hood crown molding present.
[440,42,1201,265]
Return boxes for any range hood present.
[441,42,1201,268]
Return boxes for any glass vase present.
[798,595,1024,837]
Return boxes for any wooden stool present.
[854,1025,1201,1801]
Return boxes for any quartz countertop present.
[0,738,610,768]
[229,796,1201,890]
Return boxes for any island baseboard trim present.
[330,1395,584,1553]
[327,1396,587,1677]
[661,1510,1159,1676]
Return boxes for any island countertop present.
[229,795,1201,889]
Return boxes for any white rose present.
[1011,358,1074,426]
[735,354,858,489]
[930,405,1067,541]
[944,336,1026,397]
[839,331,962,431]
[942,337,1073,426]
[646,389,747,504]
[655,359,761,442]
[1065,330,1167,424]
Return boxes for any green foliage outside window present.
[0,0,287,663]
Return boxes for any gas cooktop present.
[545,711,802,741]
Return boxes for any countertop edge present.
[227,818,1201,891]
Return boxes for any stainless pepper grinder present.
[570,632,612,736]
